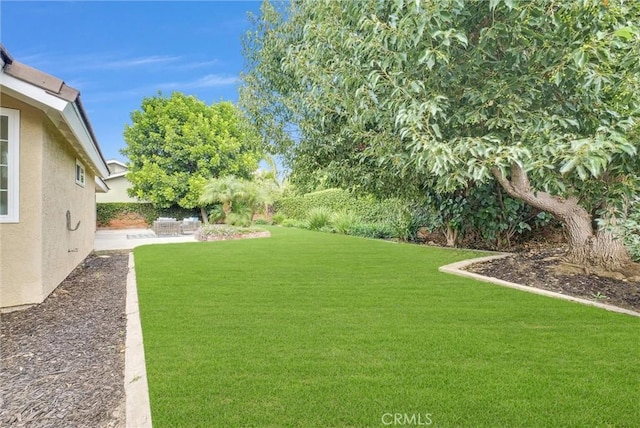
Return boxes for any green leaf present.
[431,123,442,139]
[553,71,562,86]
[453,32,468,47]
[564,118,579,128]
[572,50,586,68]
[559,159,576,175]
[618,142,637,156]
[614,27,634,41]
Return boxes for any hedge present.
[96,203,200,227]
[274,189,398,223]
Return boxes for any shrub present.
[615,198,640,261]
[623,228,640,261]
[208,205,225,224]
[253,218,271,225]
[423,183,548,249]
[319,225,335,234]
[465,185,535,249]
[274,188,397,223]
[226,211,253,227]
[307,207,333,230]
[346,223,394,239]
[385,203,432,242]
[331,211,360,235]
[281,219,307,228]
[96,202,200,227]
[271,213,286,225]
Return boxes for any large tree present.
[122,92,262,221]
[241,0,640,269]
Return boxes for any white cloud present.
[13,49,224,76]
[103,55,181,69]
[158,74,238,90]
[13,51,181,72]
[189,74,238,87]
[172,59,221,71]
[86,73,238,103]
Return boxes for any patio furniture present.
[153,219,180,236]
[180,218,202,234]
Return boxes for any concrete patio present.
[94,228,198,251]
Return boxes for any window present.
[0,108,20,223]
[75,159,85,187]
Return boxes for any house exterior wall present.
[40,118,96,299]
[96,175,140,203]
[108,162,127,174]
[0,94,97,310]
[0,95,45,308]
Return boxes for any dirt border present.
[439,255,640,318]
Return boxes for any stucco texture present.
[96,175,141,203]
[0,94,96,309]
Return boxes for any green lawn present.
[134,227,640,427]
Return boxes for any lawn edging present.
[439,254,640,318]
[125,252,153,428]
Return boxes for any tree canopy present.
[241,0,640,268]
[122,93,262,218]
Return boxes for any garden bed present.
[195,225,270,241]
[465,245,640,312]
[0,252,128,428]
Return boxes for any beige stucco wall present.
[0,95,45,308]
[96,175,141,203]
[108,162,128,174]
[0,94,97,309]
[40,119,96,299]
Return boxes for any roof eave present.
[107,159,128,169]
[104,171,129,180]
[0,69,110,178]
[95,176,109,193]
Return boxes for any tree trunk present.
[222,201,232,216]
[200,206,209,225]
[443,224,458,247]
[492,164,631,270]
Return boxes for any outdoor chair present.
[153,219,180,236]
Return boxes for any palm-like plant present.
[254,154,286,217]
[199,176,242,219]
[199,176,265,225]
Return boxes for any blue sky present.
[1,0,263,163]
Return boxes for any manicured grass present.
[134,227,640,427]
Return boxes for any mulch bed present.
[0,252,129,428]
[465,246,640,312]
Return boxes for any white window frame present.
[75,159,85,187]
[0,107,20,223]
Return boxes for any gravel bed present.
[1,252,129,427]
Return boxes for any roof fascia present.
[1,70,68,112]
[62,102,110,177]
[1,70,110,178]
[95,176,109,193]
[107,159,128,168]
[105,171,128,180]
